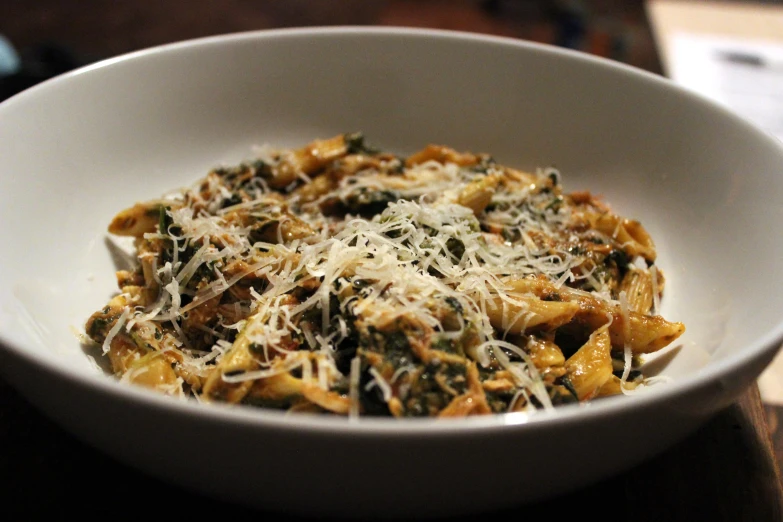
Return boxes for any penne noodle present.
[564,325,613,401]
[457,173,502,216]
[486,294,579,333]
[583,211,656,261]
[619,267,655,314]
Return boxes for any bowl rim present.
[2,25,783,436]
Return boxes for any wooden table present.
[2,1,783,519]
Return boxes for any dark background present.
[0,0,664,101]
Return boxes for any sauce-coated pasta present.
[85,133,685,417]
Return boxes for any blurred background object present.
[0,0,662,101]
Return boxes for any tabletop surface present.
[2,1,783,519]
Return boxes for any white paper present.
[670,33,783,141]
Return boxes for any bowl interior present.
[1,27,783,412]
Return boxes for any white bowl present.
[1,27,782,519]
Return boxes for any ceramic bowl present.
[1,27,782,518]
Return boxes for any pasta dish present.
[85,133,685,417]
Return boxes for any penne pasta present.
[619,266,655,314]
[85,133,686,418]
[457,173,502,216]
[564,325,614,401]
[485,294,580,333]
